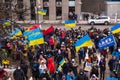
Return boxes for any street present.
[39,24,113,30]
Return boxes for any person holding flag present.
[74,34,94,52]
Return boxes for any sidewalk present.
[39,20,88,25]
[16,20,88,25]
[16,19,120,25]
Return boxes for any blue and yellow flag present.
[106,77,118,80]
[23,28,40,36]
[59,58,65,66]
[111,24,120,34]
[38,10,47,15]
[57,66,62,72]
[11,28,22,39]
[23,25,41,36]
[2,20,11,27]
[65,20,76,27]
[74,34,94,52]
[28,32,44,46]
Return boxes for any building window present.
[30,0,36,20]
[69,0,75,7]
[18,0,23,1]
[5,0,11,9]
[56,0,62,20]
[43,0,49,7]
[43,0,49,20]
[69,0,75,20]
[5,0,11,2]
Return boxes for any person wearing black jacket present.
[108,56,117,77]
[32,62,39,80]
[99,57,106,80]
[53,71,63,80]
[13,66,25,80]
[21,62,28,80]
[40,69,51,80]
[76,69,88,80]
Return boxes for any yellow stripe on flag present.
[65,23,76,27]
[29,38,44,46]
[76,40,93,52]
[112,28,120,34]
[38,11,46,15]
[11,31,22,39]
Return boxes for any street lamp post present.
[35,0,41,25]
[37,5,41,24]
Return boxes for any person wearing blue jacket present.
[66,69,76,80]
[112,49,120,60]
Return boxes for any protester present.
[0,67,7,79]
[90,74,99,80]
[108,56,117,77]
[66,69,76,80]
[0,22,120,80]
[13,66,25,80]
[76,69,88,80]
[99,56,106,80]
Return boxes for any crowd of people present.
[0,25,120,80]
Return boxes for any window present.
[5,0,11,2]
[43,0,49,20]
[30,0,36,20]
[56,0,62,20]
[43,0,49,7]
[100,17,108,19]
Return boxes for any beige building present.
[106,1,120,18]
[36,0,82,21]
[1,0,120,22]
[1,0,82,21]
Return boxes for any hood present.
[48,57,53,63]
[39,55,44,60]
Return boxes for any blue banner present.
[98,35,116,50]
[106,77,118,80]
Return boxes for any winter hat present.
[62,75,66,79]
[72,59,75,62]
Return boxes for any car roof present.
[99,16,109,17]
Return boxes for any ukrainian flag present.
[28,32,44,46]
[65,20,76,27]
[59,58,65,66]
[2,20,11,27]
[57,66,62,72]
[23,28,41,36]
[11,28,22,39]
[111,24,120,34]
[38,10,47,15]
[75,34,94,52]
[27,25,40,31]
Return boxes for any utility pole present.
[115,12,118,23]
[35,0,41,25]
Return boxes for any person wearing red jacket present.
[47,57,55,74]
[0,68,7,79]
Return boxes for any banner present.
[43,26,54,35]
[106,77,118,80]
[111,24,120,34]
[98,35,116,50]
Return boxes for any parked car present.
[88,16,111,25]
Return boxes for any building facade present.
[1,0,82,21]
[40,0,82,21]
[106,0,120,18]
[1,0,120,22]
